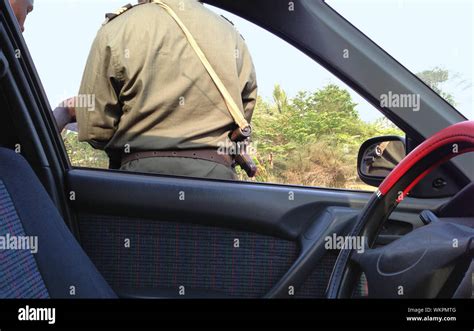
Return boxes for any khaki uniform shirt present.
[76,0,257,153]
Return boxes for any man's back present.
[77,0,257,156]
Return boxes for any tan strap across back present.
[152,0,251,132]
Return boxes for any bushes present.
[62,130,109,169]
[250,84,403,189]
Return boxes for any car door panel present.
[66,169,448,298]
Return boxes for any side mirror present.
[357,136,406,187]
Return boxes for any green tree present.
[251,84,403,188]
[416,67,456,106]
[272,84,289,113]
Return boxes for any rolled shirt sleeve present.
[76,29,123,150]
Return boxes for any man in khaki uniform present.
[73,0,257,180]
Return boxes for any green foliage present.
[416,67,456,106]
[251,84,403,189]
[272,84,289,114]
[62,131,109,169]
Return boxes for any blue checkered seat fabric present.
[0,148,116,298]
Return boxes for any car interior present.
[0,0,472,299]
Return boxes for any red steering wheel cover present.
[378,121,474,196]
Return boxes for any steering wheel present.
[327,121,474,298]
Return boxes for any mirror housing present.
[357,136,406,187]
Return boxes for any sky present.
[23,0,473,122]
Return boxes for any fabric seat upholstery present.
[0,147,116,298]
